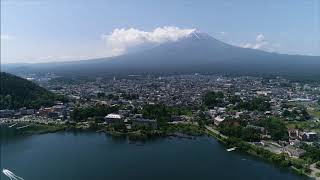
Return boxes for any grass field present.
[284,104,320,133]
[285,120,320,133]
[308,109,320,119]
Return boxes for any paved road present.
[310,163,320,180]
[205,125,228,139]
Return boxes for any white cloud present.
[256,33,265,42]
[1,34,15,40]
[240,33,268,50]
[220,31,228,36]
[102,26,196,56]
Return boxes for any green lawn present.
[308,109,320,119]
[285,120,320,133]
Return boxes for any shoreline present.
[204,125,318,179]
[1,122,318,179]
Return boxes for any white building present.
[214,116,225,126]
[104,113,123,124]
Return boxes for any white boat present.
[226,147,237,152]
[2,169,24,180]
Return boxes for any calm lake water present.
[0,130,309,180]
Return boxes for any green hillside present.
[0,72,62,109]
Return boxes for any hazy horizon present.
[2,31,319,66]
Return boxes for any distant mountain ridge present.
[3,32,320,80]
[0,72,59,109]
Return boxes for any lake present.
[0,130,309,180]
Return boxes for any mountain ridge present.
[0,72,61,109]
[3,32,320,79]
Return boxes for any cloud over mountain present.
[101,26,196,55]
[240,33,268,50]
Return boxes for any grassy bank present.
[18,123,68,135]
[0,123,68,138]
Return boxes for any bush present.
[218,124,261,142]
[290,158,306,169]
[301,144,320,163]
[303,167,311,174]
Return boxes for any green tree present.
[218,123,261,142]
[259,117,288,141]
[203,91,224,107]
[301,144,320,163]
[235,97,271,111]
[0,72,67,109]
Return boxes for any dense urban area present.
[1,73,320,178]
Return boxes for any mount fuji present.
[3,32,320,79]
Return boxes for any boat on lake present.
[226,147,237,152]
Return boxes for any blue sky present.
[1,0,319,63]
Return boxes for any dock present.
[16,125,30,129]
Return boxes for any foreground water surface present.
[0,130,309,180]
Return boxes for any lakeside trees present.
[218,124,261,142]
[142,104,193,125]
[217,117,288,142]
[142,104,170,125]
[301,143,320,163]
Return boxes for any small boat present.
[226,147,237,152]
[2,169,24,180]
